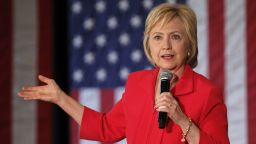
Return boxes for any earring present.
[187,51,191,57]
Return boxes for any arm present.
[18,75,84,125]
[198,87,229,144]
[80,99,126,142]
[18,75,126,142]
[154,88,229,144]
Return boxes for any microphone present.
[158,69,172,129]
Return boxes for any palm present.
[18,75,62,104]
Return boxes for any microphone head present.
[160,69,172,80]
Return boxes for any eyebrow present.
[151,31,183,35]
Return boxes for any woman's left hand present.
[154,92,187,125]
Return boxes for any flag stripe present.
[0,0,12,143]
[188,0,209,76]
[79,88,101,144]
[70,90,80,144]
[208,0,225,96]
[224,0,247,143]
[101,89,114,113]
[246,0,256,143]
[12,0,38,143]
[37,0,53,144]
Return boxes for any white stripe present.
[114,87,124,103]
[79,88,101,144]
[12,0,38,144]
[188,0,209,77]
[224,0,247,143]
[79,88,101,112]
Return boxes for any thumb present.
[38,75,52,84]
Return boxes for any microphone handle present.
[158,78,170,129]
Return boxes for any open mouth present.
[161,54,174,59]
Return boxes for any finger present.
[155,93,170,102]
[155,97,172,107]
[19,91,50,101]
[18,90,48,97]
[155,97,171,107]
[22,85,46,91]
[156,106,169,112]
[38,75,53,84]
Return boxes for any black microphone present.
[158,69,172,129]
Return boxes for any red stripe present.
[37,0,53,144]
[101,89,114,144]
[246,0,256,143]
[70,90,80,144]
[208,0,225,97]
[101,89,114,113]
[0,0,12,143]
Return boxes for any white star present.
[96,68,107,82]
[83,18,94,31]
[83,52,95,65]
[119,67,130,80]
[107,51,118,64]
[130,15,142,28]
[95,1,106,13]
[142,0,153,10]
[119,33,130,46]
[73,35,83,48]
[95,34,107,48]
[118,0,129,12]
[73,69,83,82]
[131,49,142,63]
[166,0,176,4]
[72,1,82,14]
[107,16,118,30]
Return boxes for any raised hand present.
[18,75,84,124]
[18,75,65,104]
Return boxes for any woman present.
[18,3,230,144]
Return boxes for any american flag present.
[68,0,256,144]
[1,0,256,144]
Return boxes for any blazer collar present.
[171,64,194,96]
[138,64,194,99]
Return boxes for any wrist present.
[55,91,67,106]
[181,117,192,142]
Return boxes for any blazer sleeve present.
[80,97,126,143]
[199,87,230,144]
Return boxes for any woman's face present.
[148,17,189,76]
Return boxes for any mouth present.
[161,54,174,59]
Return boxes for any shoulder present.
[126,69,157,82]
[192,71,224,104]
[192,71,223,102]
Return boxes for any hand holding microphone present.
[155,69,187,129]
[158,69,172,129]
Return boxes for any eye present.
[153,35,162,40]
[171,34,182,40]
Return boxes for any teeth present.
[162,54,172,57]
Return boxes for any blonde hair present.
[143,3,198,68]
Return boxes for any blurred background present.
[1,0,256,144]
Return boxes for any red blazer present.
[80,65,230,144]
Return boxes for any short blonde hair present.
[143,3,198,68]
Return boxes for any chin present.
[159,65,175,70]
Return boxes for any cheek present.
[149,47,158,60]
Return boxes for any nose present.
[162,37,171,50]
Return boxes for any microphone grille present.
[160,69,172,80]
